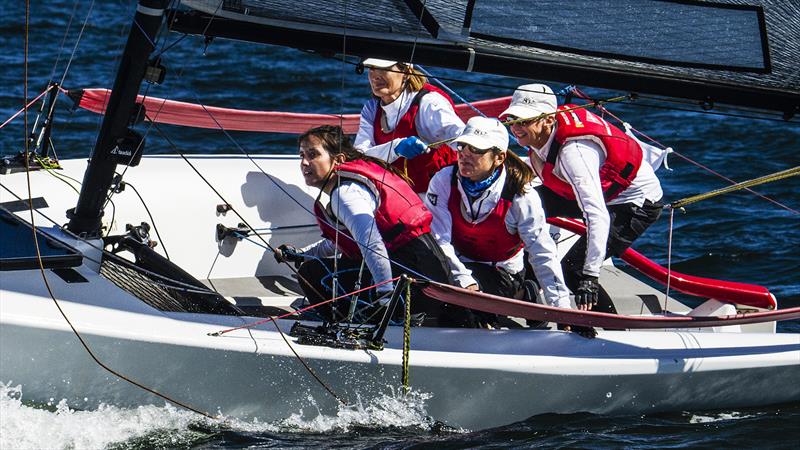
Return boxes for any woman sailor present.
[354,58,464,194]
[276,125,469,326]
[424,116,571,327]
[501,84,663,311]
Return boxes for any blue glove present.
[394,136,427,159]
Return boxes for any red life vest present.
[446,167,523,262]
[372,83,458,193]
[537,105,643,202]
[314,159,432,259]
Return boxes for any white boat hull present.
[2,267,799,429]
[2,155,799,430]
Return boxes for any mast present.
[67,0,168,236]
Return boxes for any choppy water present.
[1,1,799,448]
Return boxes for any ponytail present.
[501,151,535,196]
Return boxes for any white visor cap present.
[453,116,509,152]
[362,58,412,69]
[500,83,557,121]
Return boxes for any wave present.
[0,382,442,449]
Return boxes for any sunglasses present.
[456,143,495,155]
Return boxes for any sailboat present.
[1,0,799,430]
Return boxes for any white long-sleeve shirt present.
[301,181,394,294]
[354,89,465,162]
[424,166,571,308]
[530,129,663,277]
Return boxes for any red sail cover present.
[70,88,511,134]
[422,281,800,329]
[547,217,777,309]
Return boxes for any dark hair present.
[493,149,534,196]
[298,125,412,183]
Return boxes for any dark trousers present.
[463,262,525,327]
[535,185,662,285]
[297,233,472,326]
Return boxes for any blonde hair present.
[401,64,428,92]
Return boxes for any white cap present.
[499,83,557,120]
[362,58,412,69]
[453,117,509,152]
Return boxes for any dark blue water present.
[2,1,799,448]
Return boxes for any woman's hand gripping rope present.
[274,244,304,268]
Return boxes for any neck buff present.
[460,167,501,198]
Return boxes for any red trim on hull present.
[70,88,510,134]
[547,217,777,309]
[422,281,797,329]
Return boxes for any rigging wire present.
[0,185,222,297]
[570,87,799,215]
[46,0,80,83]
[208,277,400,336]
[668,166,800,210]
[0,86,53,130]
[149,122,348,405]
[331,56,799,124]
[19,0,219,421]
[119,179,171,260]
[57,0,95,88]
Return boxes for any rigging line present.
[668,166,800,210]
[57,0,96,88]
[20,0,217,421]
[149,124,348,405]
[103,3,178,206]
[337,0,350,317]
[209,276,400,336]
[571,87,800,215]
[332,0,435,319]
[101,85,168,213]
[181,92,434,282]
[633,91,798,119]
[0,86,53,130]
[670,152,799,215]
[46,0,80,83]
[0,188,220,296]
[90,2,132,153]
[123,180,171,260]
[664,208,674,312]
[623,98,798,124]
[336,56,798,124]
[148,122,326,299]
[234,234,350,297]
[102,0,215,211]
[417,64,525,150]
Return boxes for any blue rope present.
[416,65,521,147]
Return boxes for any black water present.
[1,1,799,448]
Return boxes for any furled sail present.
[67,88,511,132]
[171,0,800,117]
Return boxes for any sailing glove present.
[574,275,599,309]
[274,244,304,267]
[394,136,427,159]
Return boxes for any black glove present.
[274,244,304,267]
[574,275,599,309]
[557,323,597,339]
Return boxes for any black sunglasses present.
[457,143,495,155]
